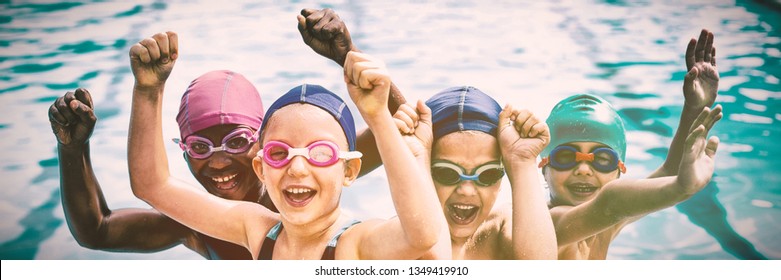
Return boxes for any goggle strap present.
[172,138,186,151]
[339,151,363,160]
[538,157,549,168]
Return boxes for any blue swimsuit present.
[258,220,360,260]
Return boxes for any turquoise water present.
[0,0,778,260]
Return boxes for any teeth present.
[212,174,237,183]
[453,204,476,210]
[286,188,313,194]
[570,184,596,192]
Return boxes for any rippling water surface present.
[0,0,778,259]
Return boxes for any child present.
[126,31,447,259]
[49,72,276,259]
[541,29,722,259]
[395,86,557,259]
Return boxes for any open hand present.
[49,88,96,149]
[683,29,718,110]
[676,104,722,194]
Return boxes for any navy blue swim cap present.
[261,84,357,151]
[426,86,502,140]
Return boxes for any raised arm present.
[395,101,452,259]
[496,106,557,259]
[552,107,721,246]
[126,32,273,257]
[49,88,199,254]
[343,51,445,259]
[297,8,406,176]
[651,29,719,178]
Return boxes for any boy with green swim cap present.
[540,29,723,259]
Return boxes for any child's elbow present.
[408,226,442,251]
[409,236,439,252]
[127,171,165,203]
[128,178,157,204]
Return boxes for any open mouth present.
[447,203,479,225]
[283,187,317,207]
[567,183,597,197]
[211,173,239,190]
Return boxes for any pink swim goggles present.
[173,127,258,160]
[258,140,363,168]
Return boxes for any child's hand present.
[676,105,722,194]
[129,31,178,92]
[344,51,390,120]
[683,29,718,111]
[395,101,433,159]
[48,88,96,149]
[497,104,549,163]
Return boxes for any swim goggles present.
[538,145,626,173]
[258,140,363,168]
[172,127,258,160]
[431,161,505,187]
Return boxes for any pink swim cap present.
[176,70,264,140]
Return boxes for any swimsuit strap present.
[200,232,252,260]
[258,221,283,260]
[257,220,360,260]
[321,219,361,260]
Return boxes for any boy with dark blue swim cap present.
[394,86,557,259]
[540,29,723,260]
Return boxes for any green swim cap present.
[541,94,626,161]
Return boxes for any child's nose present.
[207,152,233,169]
[286,155,310,178]
[456,180,478,196]
[573,161,594,176]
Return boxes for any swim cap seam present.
[336,102,345,119]
[182,89,192,139]
[220,71,235,126]
[458,87,466,131]
[301,83,307,102]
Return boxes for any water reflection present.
[0,0,778,259]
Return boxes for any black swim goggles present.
[431,161,505,186]
[538,145,626,173]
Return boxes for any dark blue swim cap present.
[261,84,357,151]
[426,86,502,140]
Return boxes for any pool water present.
[0,0,778,260]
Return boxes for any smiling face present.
[544,141,621,207]
[185,124,261,201]
[253,104,360,226]
[432,131,502,241]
